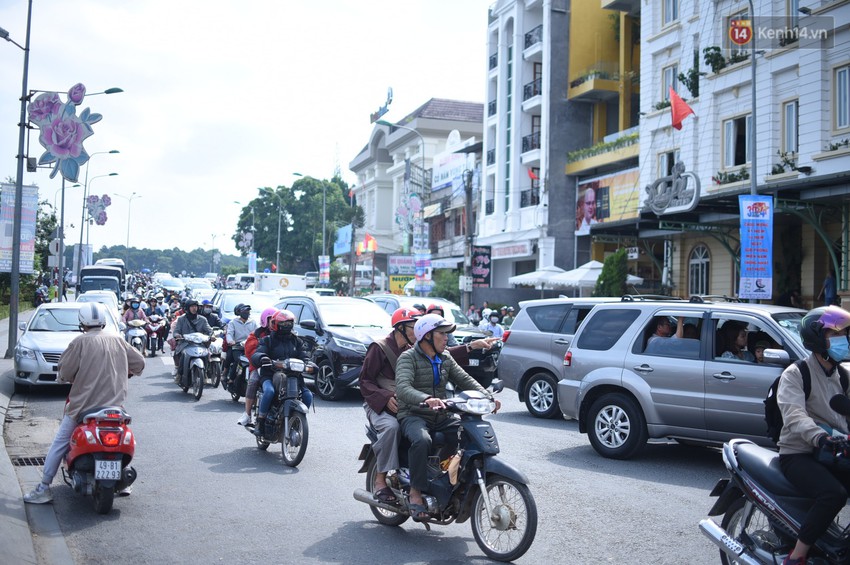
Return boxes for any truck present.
[79,275,121,302]
[77,265,124,296]
[253,273,307,292]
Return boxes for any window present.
[657,149,680,178]
[688,245,710,296]
[787,0,799,30]
[836,65,850,130]
[782,100,798,154]
[726,9,749,58]
[527,304,569,333]
[662,64,679,100]
[662,0,679,26]
[576,309,640,351]
[722,114,752,168]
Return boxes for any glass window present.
[688,245,710,296]
[837,66,850,130]
[662,64,679,100]
[576,309,640,351]
[663,0,679,26]
[657,149,680,178]
[526,304,570,333]
[722,114,752,168]
[783,100,799,154]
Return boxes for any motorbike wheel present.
[93,483,115,514]
[315,359,343,401]
[209,362,221,389]
[252,396,269,451]
[191,365,204,401]
[471,474,538,562]
[586,392,648,460]
[364,458,408,526]
[281,412,309,467]
[134,341,145,356]
[719,497,778,565]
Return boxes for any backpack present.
[764,360,849,443]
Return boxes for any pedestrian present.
[818,268,837,307]
[47,279,58,303]
[501,306,515,328]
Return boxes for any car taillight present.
[99,431,121,447]
[502,330,511,343]
[563,350,572,367]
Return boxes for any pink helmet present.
[260,307,279,328]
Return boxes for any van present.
[80,275,121,301]
[339,264,386,291]
[77,265,124,294]
[231,273,256,289]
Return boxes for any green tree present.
[431,269,460,303]
[594,248,628,297]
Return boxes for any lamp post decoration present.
[28,83,102,182]
[85,193,111,225]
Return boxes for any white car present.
[76,290,120,313]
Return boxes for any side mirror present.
[18,321,27,331]
[489,378,505,393]
[763,348,791,366]
[299,319,322,335]
[119,322,127,332]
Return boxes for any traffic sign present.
[49,239,61,256]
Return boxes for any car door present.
[523,302,572,375]
[703,312,787,443]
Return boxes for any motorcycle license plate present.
[468,359,480,366]
[95,459,122,480]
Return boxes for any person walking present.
[818,268,837,307]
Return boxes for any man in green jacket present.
[395,313,500,520]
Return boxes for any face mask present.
[240,312,250,320]
[131,302,140,309]
[203,308,212,314]
[828,336,850,362]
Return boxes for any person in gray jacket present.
[395,313,500,520]
[778,306,850,565]
[172,299,212,379]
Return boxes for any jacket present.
[251,332,310,384]
[173,313,213,354]
[777,355,850,455]
[245,327,270,371]
[59,328,146,422]
[226,317,257,345]
[395,343,489,424]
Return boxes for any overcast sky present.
[0,0,489,259]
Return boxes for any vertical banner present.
[0,183,39,274]
[247,252,257,274]
[472,245,491,288]
[738,195,773,299]
[318,255,330,285]
[414,253,433,293]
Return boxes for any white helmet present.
[78,302,107,328]
[413,313,456,342]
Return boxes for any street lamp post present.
[210,233,224,273]
[259,188,284,269]
[112,191,140,289]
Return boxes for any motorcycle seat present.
[735,441,800,497]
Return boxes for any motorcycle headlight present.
[461,397,495,415]
[334,338,367,354]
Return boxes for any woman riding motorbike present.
[236,307,278,427]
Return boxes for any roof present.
[394,98,483,125]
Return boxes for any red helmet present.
[426,303,444,315]
[391,307,420,329]
[269,310,296,333]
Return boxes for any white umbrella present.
[508,265,567,297]
[550,261,644,296]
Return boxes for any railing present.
[522,131,541,153]
[520,188,540,208]
[566,132,639,164]
[523,77,543,101]
[488,100,497,117]
[524,25,543,49]
[489,53,497,70]
[485,199,495,215]
[569,61,621,88]
[486,149,495,166]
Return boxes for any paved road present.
[8,353,726,564]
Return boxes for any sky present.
[0,0,490,258]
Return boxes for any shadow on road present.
[199,445,300,476]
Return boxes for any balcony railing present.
[520,188,540,208]
[523,77,543,101]
[524,25,543,49]
[488,100,497,117]
[522,131,541,153]
[489,53,497,70]
[485,199,495,215]
[486,149,495,166]
[566,131,638,164]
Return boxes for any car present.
[304,271,319,287]
[211,290,283,326]
[558,298,808,459]
[157,278,184,294]
[274,295,391,401]
[76,290,120,313]
[12,302,124,392]
[307,288,336,297]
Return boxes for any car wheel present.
[523,372,560,419]
[314,359,343,401]
[586,392,648,460]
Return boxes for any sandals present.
[374,487,397,503]
[407,502,429,521]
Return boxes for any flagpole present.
[748,0,757,196]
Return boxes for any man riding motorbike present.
[171,299,213,380]
[236,307,278,427]
[395,313,501,520]
[223,303,256,389]
[199,299,222,329]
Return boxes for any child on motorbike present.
[236,307,278,427]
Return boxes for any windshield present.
[773,311,806,349]
[319,300,390,328]
[221,293,279,314]
[160,279,183,288]
[28,307,118,332]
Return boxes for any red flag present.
[270,263,277,272]
[364,233,377,252]
[527,168,539,181]
[669,87,694,130]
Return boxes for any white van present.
[230,273,256,289]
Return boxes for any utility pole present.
[464,168,474,313]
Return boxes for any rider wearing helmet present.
[122,295,148,336]
[424,303,459,347]
[171,298,213,380]
[224,303,257,389]
[199,299,222,328]
[250,310,312,439]
[481,310,504,338]
[237,307,279,427]
[778,305,850,564]
[24,303,146,504]
[395,313,501,519]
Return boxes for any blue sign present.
[738,195,773,299]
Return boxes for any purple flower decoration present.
[67,83,86,105]
[101,194,111,206]
[27,93,62,126]
[96,211,108,225]
[88,194,99,205]
[39,114,88,160]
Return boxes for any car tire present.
[314,359,343,401]
[523,372,560,419]
[586,392,648,460]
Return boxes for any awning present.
[423,203,442,219]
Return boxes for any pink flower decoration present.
[67,83,86,105]
[27,93,62,126]
[96,211,107,225]
[101,194,111,206]
[88,195,99,205]
[39,114,88,159]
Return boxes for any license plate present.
[95,459,122,480]
[468,359,479,366]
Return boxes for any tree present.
[594,248,628,297]
[432,270,460,303]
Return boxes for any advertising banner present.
[334,224,352,257]
[318,255,330,285]
[471,245,491,288]
[576,168,640,235]
[248,252,257,274]
[0,183,39,274]
[431,146,475,192]
[738,195,773,300]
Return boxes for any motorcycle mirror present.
[489,379,504,393]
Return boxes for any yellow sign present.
[279,277,290,288]
[389,275,414,295]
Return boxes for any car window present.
[637,311,703,359]
[560,305,594,334]
[772,312,805,349]
[526,304,570,333]
[317,300,390,328]
[576,309,640,351]
[284,303,304,321]
[710,313,786,363]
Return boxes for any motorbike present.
[206,328,224,389]
[226,339,249,402]
[248,358,314,467]
[353,382,537,562]
[144,315,167,357]
[61,406,137,514]
[699,393,850,565]
[126,319,147,355]
[174,332,210,401]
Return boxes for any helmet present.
[413,303,426,313]
[185,299,199,309]
[260,307,279,328]
[201,299,212,306]
[155,293,164,299]
[234,303,251,317]
[801,306,850,354]
[426,303,444,315]
[269,310,296,333]
[508,306,515,312]
[78,302,107,328]
[413,313,456,342]
[391,307,420,329]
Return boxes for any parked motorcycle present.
[226,339,249,402]
[249,358,313,467]
[174,332,210,401]
[126,319,147,355]
[206,328,224,389]
[699,393,850,564]
[353,382,537,562]
[61,406,137,514]
[145,315,166,357]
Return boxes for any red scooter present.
[61,406,137,514]
[145,315,167,357]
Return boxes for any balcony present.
[566,130,639,175]
[523,77,542,102]
[520,187,540,208]
[489,53,497,71]
[567,62,637,103]
[488,99,497,117]
[486,149,495,166]
[601,0,641,15]
[522,131,541,153]
[524,25,542,49]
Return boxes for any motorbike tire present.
[471,474,537,562]
[209,362,221,389]
[719,497,776,565]
[134,341,145,356]
[523,372,560,419]
[315,359,343,401]
[93,483,115,514]
[252,394,269,451]
[364,458,408,526]
[191,365,204,401]
[281,412,309,467]
[586,392,648,460]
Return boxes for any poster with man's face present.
[575,169,640,236]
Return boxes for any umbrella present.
[550,261,644,296]
[508,265,567,297]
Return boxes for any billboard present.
[738,195,773,300]
[576,168,640,236]
[0,183,39,274]
[471,246,491,288]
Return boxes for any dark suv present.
[274,295,391,400]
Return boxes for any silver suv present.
[559,300,807,459]
[500,297,621,418]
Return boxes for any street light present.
[292,172,326,258]
[233,201,256,253]
[112,192,141,285]
[259,188,284,269]
[210,233,225,273]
